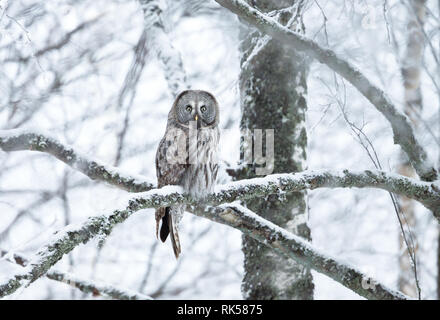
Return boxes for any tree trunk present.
[238,0,313,300]
[437,0,440,302]
[397,0,426,298]
[437,227,440,299]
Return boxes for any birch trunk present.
[398,0,426,297]
[238,0,313,300]
[437,0,440,301]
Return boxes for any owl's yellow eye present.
[185,105,192,112]
[200,105,207,113]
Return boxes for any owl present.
[155,90,220,258]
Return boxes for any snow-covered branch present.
[0,129,437,299]
[127,169,440,220]
[0,201,143,298]
[192,203,409,300]
[0,250,151,300]
[0,129,154,192]
[214,0,437,182]
[138,0,188,96]
[47,270,152,300]
[0,184,189,298]
[0,193,409,300]
[1,129,439,218]
[211,170,440,218]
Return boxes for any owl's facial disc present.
[196,98,216,126]
[175,90,217,127]
[176,97,196,125]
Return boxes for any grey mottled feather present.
[154,90,220,259]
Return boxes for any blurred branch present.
[0,250,151,300]
[1,129,440,217]
[214,0,437,182]
[149,224,212,298]
[0,190,58,241]
[47,271,152,300]
[138,0,187,96]
[168,0,222,17]
[4,15,104,64]
[0,129,154,192]
[0,179,89,242]
[114,29,149,165]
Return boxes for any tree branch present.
[1,129,439,217]
[0,190,409,299]
[206,169,440,218]
[47,270,152,300]
[0,203,140,297]
[0,250,151,300]
[0,184,187,298]
[5,15,104,64]
[192,203,409,300]
[0,129,437,298]
[0,129,154,192]
[138,0,188,96]
[214,0,437,182]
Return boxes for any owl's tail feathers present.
[159,209,170,242]
[155,207,168,241]
[168,213,181,259]
[155,208,181,259]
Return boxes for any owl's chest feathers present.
[182,128,219,197]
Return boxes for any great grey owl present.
[155,90,220,258]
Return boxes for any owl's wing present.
[155,134,187,258]
[211,127,220,184]
[155,135,188,188]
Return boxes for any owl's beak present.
[194,114,201,129]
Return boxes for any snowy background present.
[0,0,439,299]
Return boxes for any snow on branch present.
[214,0,437,182]
[192,203,409,300]
[0,184,189,298]
[123,169,440,221]
[1,129,439,218]
[207,169,440,219]
[0,130,436,298]
[138,0,188,97]
[0,250,151,300]
[47,270,152,300]
[0,202,142,298]
[0,190,409,299]
[0,129,154,192]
